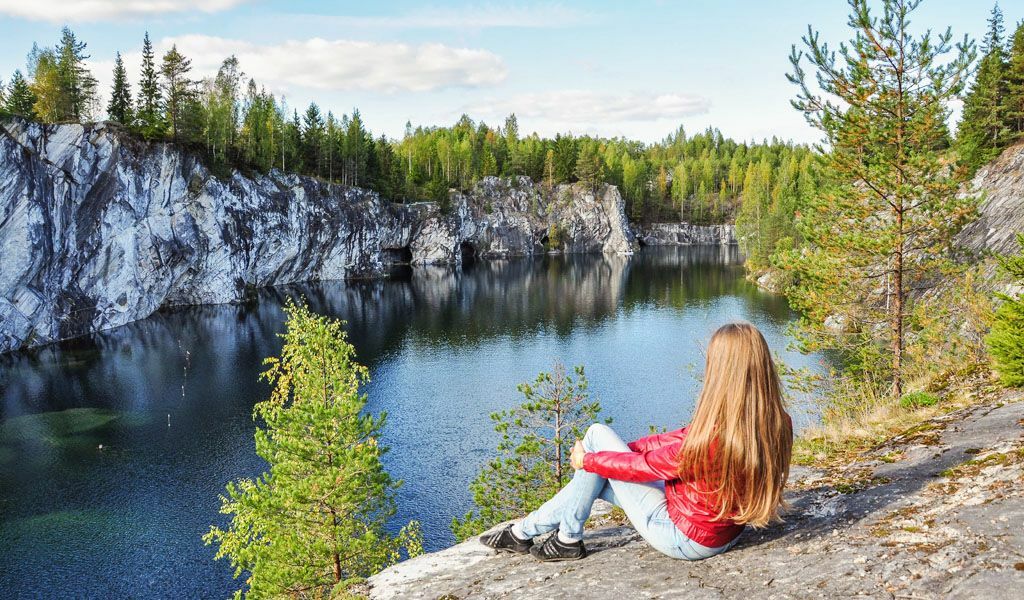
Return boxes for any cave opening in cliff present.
[382,245,413,265]
[459,241,477,265]
[637,237,648,248]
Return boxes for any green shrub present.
[204,301,421,596]
[451,364,608,541]
[545,223,564,251]
[986,233,1024,387]
[987,295,1024,387]
[899,391,939,409]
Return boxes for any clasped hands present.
[570,439,586,470]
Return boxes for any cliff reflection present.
[0,246,791,420]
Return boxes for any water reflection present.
[0,247,823,598]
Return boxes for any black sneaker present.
[480,524,533,554]
[529,532,587,562]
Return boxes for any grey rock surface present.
[0,120,637,352]
[958,143,1024,256]
[754,269,788,294]
[364,396,1024,599]
[637,222,736,247]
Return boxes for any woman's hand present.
[570,440,586,471]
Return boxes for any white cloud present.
[289,4,593,30]
[0,0,250,22]
[146,35,507,94]
[467,90,711,125]
[86,34,506,110]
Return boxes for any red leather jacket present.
[582,426,743,548]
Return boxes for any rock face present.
[637,222,736,247]
[363,396,1024,599]
[957,142,1024,256]
[410,177,638,264]
[0,119,637,352]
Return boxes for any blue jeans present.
[518,423,740,560]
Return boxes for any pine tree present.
[107,52,133,124]
[481,148,498,177]
[345,109,369,186]
[552,134,576,184]
[503,113,519,145]
[958,4,1009,170]
[451,364,607,541]
[574,141,604,193]
[135,33,164,137]
[986,234,1024,386]
[503,114,520,176]
[301,102,325,177]
[324,111,339,181]
[543,148,555,191]
[204,301,422,597]
[5,70,36,118]
[55,26,97,121]
[284,109,302,172]
[160,45,196,143]
[783,0,977,398]
[1004,19,1024,137]
[371,134,403,200]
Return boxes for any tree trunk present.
[892,23,906,400]
[893,224,904,399]
[554,402,563,487]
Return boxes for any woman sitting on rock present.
[482,322,794,561]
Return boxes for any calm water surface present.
[0,247,826,599]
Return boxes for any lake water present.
[0,246,825,598]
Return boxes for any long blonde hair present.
[678,322,793,528]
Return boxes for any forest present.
[3,5,1023,282]
[0,27,813,271]
[957,4,1024,170]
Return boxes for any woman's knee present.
[583,422,614,451]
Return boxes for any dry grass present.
[790,259,1004,468]
[793,369,1002,467]
[794,402,946,466]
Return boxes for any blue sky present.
[0,1,1017,144]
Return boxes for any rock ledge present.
[364,396,1024,599]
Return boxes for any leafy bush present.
[545,223,564,251]
[899,391,939,410]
